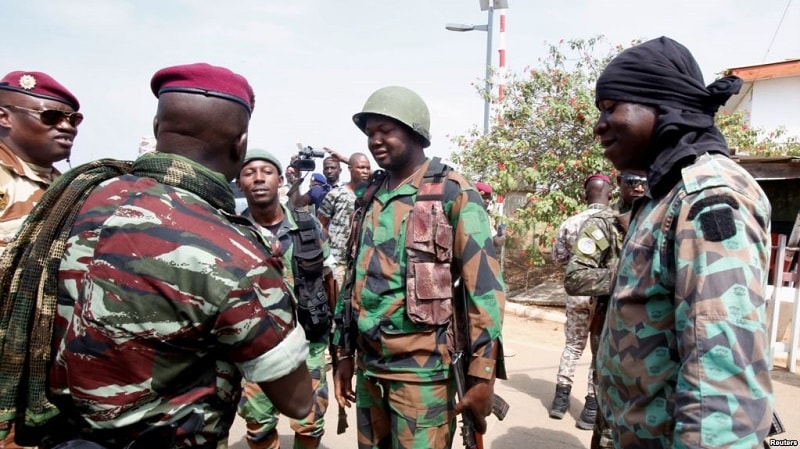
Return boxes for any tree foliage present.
[452,36,622,265]
[453,35,800,269]
[716,111,800,157]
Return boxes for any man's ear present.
[233,132,248,164]
[0,107,12,131]
[152,116,158,137]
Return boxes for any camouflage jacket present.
[552,203,607,267]
[564,203,625,298]
[0,141,59,255]
[596,153,774,449]
[334,158,506,383]
[317,184,356,266]
[51,163,308,447]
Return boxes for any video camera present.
[291,143,326,172]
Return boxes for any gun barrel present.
[337,408,349,434]
[453,352,479,449]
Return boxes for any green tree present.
[452,36,624,266]
[716,111,800,156]
[453,36,800,279]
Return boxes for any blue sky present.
[3,0,799,176]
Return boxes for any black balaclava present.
[595,36,743,197]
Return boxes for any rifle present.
[329,336,349,435]
[452,279,510,449]
[332,175,382,435]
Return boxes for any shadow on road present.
[771,367,800,388]
[505,372,557,410]
[504,372,593,425]
[489,425,586,449]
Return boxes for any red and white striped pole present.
[497,7,507,102]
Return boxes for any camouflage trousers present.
[238,340,329,449]
[333,264,347,289]
[355,372,456,449]
[555,295,594,396]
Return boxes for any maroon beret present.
[0,71,79,110]
[150,63,255,115]
[584,173,611,188]
[475,181,493,195]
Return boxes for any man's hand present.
[453,380,494,434]
[323,147,349,165]
[334,356,356,408]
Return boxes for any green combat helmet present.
[352,86,431,148]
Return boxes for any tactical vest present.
[289,208,331,340]
[404,158,454,326]
[344,158,455,326]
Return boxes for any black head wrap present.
[595,37,743,196]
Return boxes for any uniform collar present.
[0,141,59,184]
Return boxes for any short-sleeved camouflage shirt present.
[317,184,356,266]
[335,159,506,383]
[597,154,774,448]
[0,142,59,255]
[552,203,607,267]
[52,172,308,447]
[564,204,625,298]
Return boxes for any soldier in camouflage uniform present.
[0,71,80,258]
[549,174,611,426]
[44,64,314,447]
[318,152,372,288]
[332,86,506,449]
[564,170,646,448]
[236,148,336,449]
[594,37,773,448]
[0,70,81,449]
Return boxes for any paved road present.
[227,311,800,448]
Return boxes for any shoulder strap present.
[289,207,320,249]
[416,157,450,202]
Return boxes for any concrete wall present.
[750,77,800,140]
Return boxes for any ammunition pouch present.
[290,209,331,340]
[404,161,454,326]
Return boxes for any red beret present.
[150,63,255,115]
[584,173,612,188]
[0,71,79,110]
[475,181,493,195]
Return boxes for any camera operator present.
[286,146,328,214]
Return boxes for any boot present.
[576,395,598,430]
[548,384,571,419]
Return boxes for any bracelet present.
[337,354,354,362]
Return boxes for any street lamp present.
[446,0,507,135]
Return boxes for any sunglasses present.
[3,104,84,127]
[622,175,648,189]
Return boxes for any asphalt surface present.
[226,295,800,448]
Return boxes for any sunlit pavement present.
[227,307,800,448]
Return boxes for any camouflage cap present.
[241,148,282,175]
